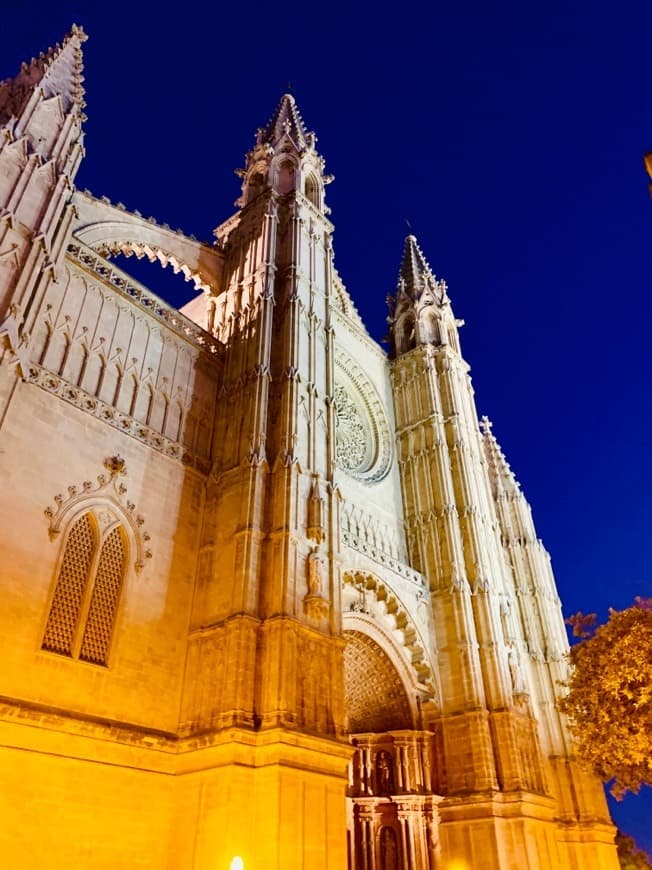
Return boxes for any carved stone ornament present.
[334,384,367,473]
[44,457,152,572]
[303,545,330,619]
[333,351,393,482]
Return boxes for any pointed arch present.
[42,460,152,666]
[274,156,297,194]
[418,308,440,345]
[42,511,97,656]
[394,312,416,355]
[79,524,128,665]
[304,172,321,209]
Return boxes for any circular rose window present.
[333,360,392,482]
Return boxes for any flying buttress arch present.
[71,189,224,294]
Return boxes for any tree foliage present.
[615,831,652,870]
[560,598,652,799]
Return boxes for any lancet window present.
[42,510,128,666]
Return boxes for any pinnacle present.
[396,234,446,305]
[0,25,87,125]
[259,92,312,149]
[481,418,521,495]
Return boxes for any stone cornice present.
[66,241,224,361]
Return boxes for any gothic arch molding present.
[44,455,152,573]
[344,627,414,733]
[342,570,437,709]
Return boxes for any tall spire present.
[388,234,457,356]
[230,92,330,215]
[258,92,313,151]
[397,234,447,305]
[0,25,87,127]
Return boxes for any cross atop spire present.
[0,24,87,126]
[258,92,314,151]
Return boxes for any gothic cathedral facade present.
[0,27,619,870]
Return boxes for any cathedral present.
[0,26,620,869]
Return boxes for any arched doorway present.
[343,626,441,870]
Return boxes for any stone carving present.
[44,458,152,572]
[334,350,393,482]
[376,750,395,795]
[27,362,211,474]
[66,243,222,356]
[343,571,435,695]
[306,474,325,543]
[104,454,126,476]
[508,644,527,695]
[334,383,367,472]
[380,826,398,870]
[303,545,329,618]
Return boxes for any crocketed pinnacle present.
[480,417,521,499]
[259,93,313,150]
[0,24,87,125]
[396,234,447,306]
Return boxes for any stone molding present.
[334,348,392,482]
[342,571,436,698]
[26,362,211,474]
[66,242,223,359]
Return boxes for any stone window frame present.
[40,502,131,667]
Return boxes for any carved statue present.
[376,750,395,795]
[508,644,527,694]
[307,545,323,596]
[303,545,329,618]
[380,826,398,870]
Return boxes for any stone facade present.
[0,26,619,869]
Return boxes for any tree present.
[615,831,652,870]
[560,598,652,799]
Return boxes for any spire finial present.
[0,24,88,125]
[260,91,311,149]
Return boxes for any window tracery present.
[41,455,151,666]
[42,510,127,665]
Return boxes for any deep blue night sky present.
[3,0,651,853]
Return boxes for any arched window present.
[419,309,439,345]
[275,158,296,194]
[42,511,128,666]
[394,313,416,355]
[305,174,320,208]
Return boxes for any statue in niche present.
[307,545,323,595]
[376,750,395,795]
[380,826,398,870]
[303,544,329,618]
[508,644,527,694]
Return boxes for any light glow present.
[230,858,244,870]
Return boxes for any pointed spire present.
[387,234,458,356]
[480,417,521,499]
[258,93,314,151]
[397,235,447,306]
[0,25,87,126]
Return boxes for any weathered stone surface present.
[0,29,618,870]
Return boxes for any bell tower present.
[179,94,350,868]
[388,235,617,868]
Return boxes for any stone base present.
[439,790,619,870]
[0,707,351,869]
